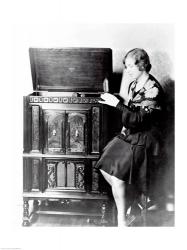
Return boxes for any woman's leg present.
[111,176,126,226]
[100,169,126,226]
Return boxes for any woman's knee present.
[111,175,125,188]
[99,169,112,186]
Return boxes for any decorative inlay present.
[67,112,86,153]
[32,159,40,190]
[47,162,56,188]
[31,106,40,151]
[76,163,85,189]
[43,110,65,153]
[30,96,100,104]
[92,161,99,192]
[92,107,100,153]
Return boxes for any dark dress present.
[95,74,164,195]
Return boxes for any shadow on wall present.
[151,51,174,81]
[160,77,175,199]
[151,51,174,202]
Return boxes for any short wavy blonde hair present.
[123,48,152,72]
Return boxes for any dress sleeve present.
[116,93,161,130]
[116,102,159,129]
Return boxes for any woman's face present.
[125,56,144,80]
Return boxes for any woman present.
[96,48,164,226]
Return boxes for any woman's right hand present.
[98,93,119,107]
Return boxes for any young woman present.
[95,48,164,226]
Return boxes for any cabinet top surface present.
[29,47,112,92]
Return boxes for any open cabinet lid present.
[29,47,112,92]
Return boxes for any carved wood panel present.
[31,105,40,152]
[66,112,87,154]
[23,158,32,192]
[23,157,42,192]
[67,161,76,187]
[32,159,40,190]
[75,163,85,190]
[92,107,100,153]
[91,161,99,192]
[47,162,56,188]
[43,110,66,153]
[45,159,86,191]
[57,161,66,187]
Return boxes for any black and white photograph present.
[22,42,174,228]
[1,0,185,249]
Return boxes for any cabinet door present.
[66,111,88,154]
[45,159,86,191]
[43,110,66,153]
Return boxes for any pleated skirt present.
[95,135,147,187]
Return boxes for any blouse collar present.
[135,73,149,92]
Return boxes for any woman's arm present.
[99,92,161,129]
[116,102,160,129]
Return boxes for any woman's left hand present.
[98,93,119,107]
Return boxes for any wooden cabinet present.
[23,48,116,226]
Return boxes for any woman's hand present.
[98,93,119,107]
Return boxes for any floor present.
[27,200,174,227]
[30,212,174,227]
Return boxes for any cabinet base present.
[22,197,117,227]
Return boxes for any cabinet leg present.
[22,199,30,226]
[33,199,39,212]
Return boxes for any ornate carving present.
[44,110,65,153]
[30,96,100,104]
[75,163,85,189]
[60,199,70,206]
[31,106,40,151]
[22,200,30,226]
[67,112,87,153]
[92,107,100,153]
[92,161,99,192]
[46,160,86,190]
[100,202,108,225]
[47,162,56,188]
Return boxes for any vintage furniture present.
[23,47,116,226]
